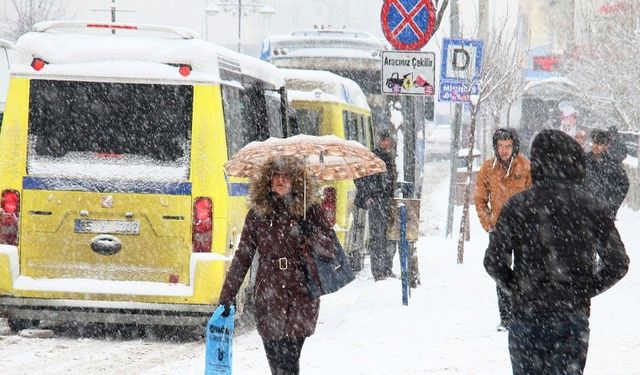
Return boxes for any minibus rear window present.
[27,80,192,181]
[295,108,321,136]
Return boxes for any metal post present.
[445,0,462,238]
[111,0,116,34]
[401,97,417,198]
[399,204,409,306]
[237,0,242,53]
[446,105,461,237]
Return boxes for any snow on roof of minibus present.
[0,39,15,49]
[287,90,344,105]
[281,68,369,110]
[278,47,380,60]
[12,21,283,87]
[270,29,382,42]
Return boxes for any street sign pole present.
[380,0,436,303]
[399,204,409,306]
[445,0,461,238]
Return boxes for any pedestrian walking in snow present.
[574,129,591,153]
[218,156,335,375]
[355,129,398,281]
[581,129,629,220]
[484,129,629,375]
[474,128,532,331]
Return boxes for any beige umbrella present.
[224,134,386,181]
[225,134,387,218]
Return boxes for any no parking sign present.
[380,0,435,51]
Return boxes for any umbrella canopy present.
[224,134,386,181]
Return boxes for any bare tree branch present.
[566,0,640,131]
[433,0,449,33]
[0,0,68,41]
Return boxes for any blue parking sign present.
[438,80,479,103]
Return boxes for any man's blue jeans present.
[508,313,590,375]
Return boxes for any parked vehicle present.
[0,21,288,330]
[281,68,372,270]
[261,28,429,203]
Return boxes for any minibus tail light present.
[31,58,47,71]
[0,190,20,245]
[178,64,192,77]
[322,187,337,227]
[192,197,212,252]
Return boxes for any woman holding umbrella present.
[218,155,334,375]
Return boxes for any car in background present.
[281,68,372,271]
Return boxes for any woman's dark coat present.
[581,152,629,219]
[218,157,334,340]
[484,130,629,317]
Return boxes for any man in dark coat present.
[607,125,628,164]
[484,130,629,375]
[581,128,629,219]
[355,129,397,281]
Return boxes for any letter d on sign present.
[452,48,470,71]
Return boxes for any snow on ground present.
[1,159,638,374]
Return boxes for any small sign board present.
[381,50,436,96]
[387,198,421,241]
[438,38,484,103]
[440,38,484,81]
[438,80,479,103]
[380,0,436,51]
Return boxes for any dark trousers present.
[368,199,396,279]
[497,285,512,325]
[262,337,306,375]
[508,313,590,375]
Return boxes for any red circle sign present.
[380,0,435,51]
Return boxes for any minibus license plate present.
[75,219,140,235]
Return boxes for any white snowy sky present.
[2,0,519,56]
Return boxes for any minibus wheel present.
[7,318,40,332]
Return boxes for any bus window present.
[265,95,284,138]
[223,83,276,157]
[28,80,193,178]
[241,85,270,143]
[356,115,366,145]
[222,85,244,157]
[343,111,357,141]
[366,117,374,149]
[295,108,321,135]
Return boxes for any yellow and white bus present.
[281,68,372,270]
[0,21,286,330]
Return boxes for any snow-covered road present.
[1,160,638,374]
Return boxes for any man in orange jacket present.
[474,128,532,331]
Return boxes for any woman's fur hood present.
[249,156,320,218]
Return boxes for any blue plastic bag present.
[205,305,235,375]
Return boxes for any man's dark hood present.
[530,129,586,185]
